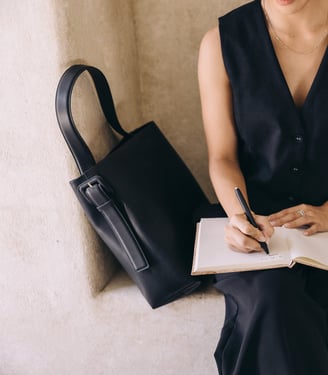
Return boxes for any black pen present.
[234,187,269,254]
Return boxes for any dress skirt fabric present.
[214,266,328,375]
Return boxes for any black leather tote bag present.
[55,65,209,308]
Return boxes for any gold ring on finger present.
[297,209,305,217]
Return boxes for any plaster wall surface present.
[1,1,248,374]
[133,0,249,199]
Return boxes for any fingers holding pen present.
[231,187,273,253]
[225,213,270,253]
[255,213,275,239]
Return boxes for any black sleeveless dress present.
[211,1,328,374]
[219,0,328,215]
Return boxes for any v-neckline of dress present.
[256,0,328,112]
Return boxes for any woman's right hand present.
[224,213,274,253]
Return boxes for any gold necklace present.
[262,1,328,55]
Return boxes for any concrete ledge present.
[89,271,225,374]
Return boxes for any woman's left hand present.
[268,202,328,236]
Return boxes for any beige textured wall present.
[1,1,94,373]
[1,0,139,373]
[133,0,249,200]
[0,1,249,374]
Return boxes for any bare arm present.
[198,27,246,216]
[198,27,273,252]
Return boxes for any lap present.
[214,265,328,312]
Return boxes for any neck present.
[263,0,328,35]
[262,0,328,55]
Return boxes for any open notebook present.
[192,217,328,275]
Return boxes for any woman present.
[198,0,328,373]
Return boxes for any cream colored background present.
[1,1,248,374]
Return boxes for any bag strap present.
[55,64,129,174]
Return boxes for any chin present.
[275,0,295,5]
[272,0,311,10]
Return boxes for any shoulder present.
[219,1,259,31]
[198,26,229,90]
[220,0,258,21]
[200,1,258,50]
[199,27,220,55]
[199,27,224,78]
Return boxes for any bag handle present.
[55,64,129,174]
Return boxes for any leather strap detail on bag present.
[79,176,149,272]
